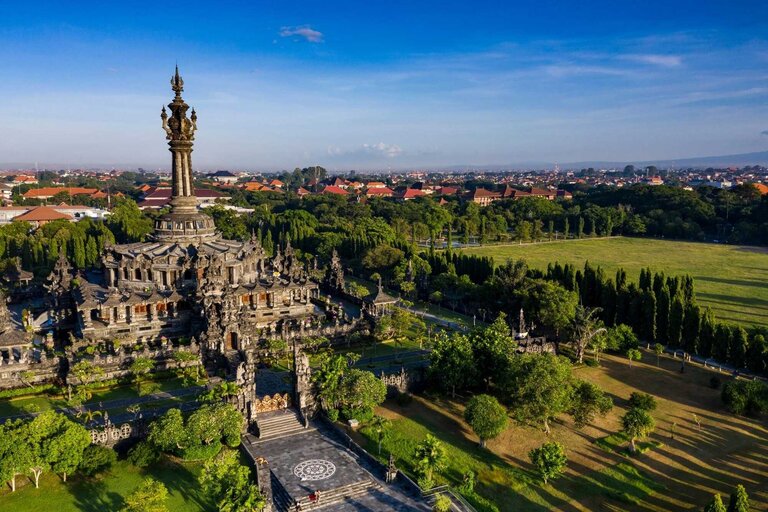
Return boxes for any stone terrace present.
[243,422,429,511]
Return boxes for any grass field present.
[354,351,768,511]
[460,237,768,327]
[0,457,212,512]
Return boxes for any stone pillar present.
[255,458,273,512]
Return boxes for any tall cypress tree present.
[600,279,618,326]
[682,304,701,354]
[698,308,716,358]
[656,285,671,344]
[668,293,685,348]
[713,324,730,362]
[746,334,767,374]
[728,327,749,369]
[641,289,657,342]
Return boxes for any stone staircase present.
[274,478,380,511]
[255,408,310,440]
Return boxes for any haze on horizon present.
[1,0,767,171]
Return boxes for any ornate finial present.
[171,65,184,96]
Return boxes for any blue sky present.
[0,1,767,170]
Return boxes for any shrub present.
[79,445,117,476]
[722,379,768,417]
[628,392,657,412]
[433,495,452,512]
[181,442,222,461]
[127,441,160,467]
[326,408,340,422]
[528,442,567,484]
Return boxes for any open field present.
[461,237,768,327]
[0,457,212,512]
[355,351,768,511]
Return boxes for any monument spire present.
[152,67,216,242]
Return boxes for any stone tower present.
[154,66,216,242]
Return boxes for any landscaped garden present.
[461,237,768,327]
[0,458,211,512]
[354,350,768,511]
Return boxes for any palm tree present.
[369,415,391,455]
[570,305,606,364]
[77,407,103,427]
[413,434,447,488]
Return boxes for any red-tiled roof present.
[366,187,394,197]
[400,188,426,199]
[321,185,349,195]
[470,188,500,198]
[13,206,73,222]
[23,187,98,198]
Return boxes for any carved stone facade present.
[0,70,358,426]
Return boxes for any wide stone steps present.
[256,409,308,440]
[271,471,293,512]
[295,480,380,510]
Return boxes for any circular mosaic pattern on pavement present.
[293,459,337,481]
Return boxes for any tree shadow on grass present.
[70,478,124,512]
[144,457,213,511]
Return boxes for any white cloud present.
[327,142,403,159]
[623,54,682,67]
[362,142,402,158]
[279,26,324,43]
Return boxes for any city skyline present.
[1,1,767,170]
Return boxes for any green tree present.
[626,348,642,368]
[122,477,169,512]
[729,327,749,369]
[569,381,613,428]
[129,357,155,395]
[569,305,606,364]
[628,392,658,412]
[368,415,392,455]
[528,442,567,484]
[199,450,265,512]
[463,394,508,448]
[504,353,574,434]
[523,280,578,336]
[429,332,476,396]
[46,416,91,481]
[338,369,387,421]
[148,408,188,453]
[107,198,153,243]
[668,294,685,347]
[654,343,664,366]
[78,445,117,476]
[727,484,750,512]
[704,494,727,512]
[414,434,447,489]
[0,420,32,492]
[721,379,767,417]
[621,407,655,453]
[470,313,517,389]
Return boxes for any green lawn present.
[0,376,194,419]
[355,397,664,512]
[461,237,768,327]
[0,458,212,512]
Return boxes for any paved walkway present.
[0,384,205,423]
[243,421,429,511]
